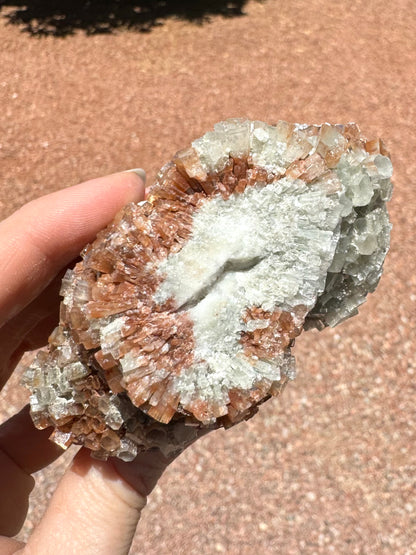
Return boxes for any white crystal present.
[245,319,270,332]
[152,121,392,404]
[154,175,344,403]
[64,362,90,381]
[374,154,393,178]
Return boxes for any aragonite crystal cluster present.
[23,119,392,461]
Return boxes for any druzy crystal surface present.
[23,119,392,461]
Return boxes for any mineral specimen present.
[23,119,392,461]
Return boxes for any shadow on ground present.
[0,0,254,36]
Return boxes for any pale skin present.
[0,171,207,554]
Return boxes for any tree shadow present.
[0,0,253,37]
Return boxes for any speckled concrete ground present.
[0,0,415,553]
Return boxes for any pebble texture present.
[0,0,415,553]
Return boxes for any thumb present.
[25,449,147,555]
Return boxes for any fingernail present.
[123,168,146,184]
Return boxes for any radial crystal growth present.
[23,119,392,461]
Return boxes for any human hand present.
[0,171,207,554]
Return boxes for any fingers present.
[0,412,211,547]
[0,406,63,476]
[0,537,25,555]
[0,171,146,328]
[0,407,62,535]
[25,449,147,555]
[23,428,212,553]
[0,274,63,389]
[0,448,34,537]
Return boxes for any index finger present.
[0,171,145,327]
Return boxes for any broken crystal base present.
[23,119,392,461]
